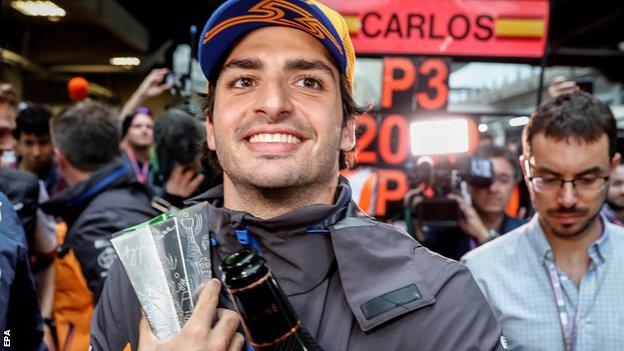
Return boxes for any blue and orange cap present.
[198,0,355,90]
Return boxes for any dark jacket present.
[0,192,46,351]
[424,215,527,261]
[0,166,39,253]
[41,159,159,304]
[91,177,504,350]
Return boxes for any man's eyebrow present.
[285,59,336,79]
[222,58,263,72]
[533,166,561,176]
[574,167,603,177]
[534,166,604,177]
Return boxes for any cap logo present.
[203,0,343,56]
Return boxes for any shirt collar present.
[527,213,611,266]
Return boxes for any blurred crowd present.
[0,70,221,350]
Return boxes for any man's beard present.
[544,206,599,238]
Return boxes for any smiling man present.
[91,1,503,350]
[463,91,624,350]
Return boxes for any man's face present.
[207,26,354,190]
[606,164,624,209]
[523,133,619,238]
[469,157,516,216]
[16,133,54,172]
[126,114,154,149]
[0,102,17,152]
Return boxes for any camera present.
[163,72,185,93]
[406,155,494,227]
[405,117,493,227]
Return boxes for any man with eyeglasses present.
[462,91,624,350]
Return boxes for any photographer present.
[408,145,526,260]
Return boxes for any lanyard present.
[546,261,577,351]
[126,148,149,184]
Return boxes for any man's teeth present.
[249,133,302,144]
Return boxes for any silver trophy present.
[111,202,212,340]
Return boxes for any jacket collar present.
[41,158,144,221]
[190,176,364,296]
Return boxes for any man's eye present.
[541,178,559,185]
[232,77,254,88]
[295,77,322,89]
[576,177,597,186]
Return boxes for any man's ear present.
[55,148,69,173]
[610,153,621,173]
[54,148,65,165]
[205,118,216,151]
[340,118,356,152]
[519,154,529,178]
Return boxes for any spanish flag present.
[495,15,545,40]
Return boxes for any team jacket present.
[91,177,504,350]
[42,159,159,304]
[0,192,46,351]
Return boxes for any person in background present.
[120,107,155,186]
[0,83,18,166]
[0,191,47,350]
[91,1,504,350]
[601,161,624,225]
[14,105,67,195]
[463,91,624,350]
[0,91,57,339]
[407,144,526,260]
[41,99,159,351]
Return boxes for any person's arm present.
[447,193,491,244]
[40,264,56,351]
[119,68,170,121]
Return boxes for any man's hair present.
[121,106,154,138]
[524,91,617,157]
[0,83,18,107]
[474,144,520,181]
[203,72,366,171]
[51,99,120,171]
[13,105,53,138]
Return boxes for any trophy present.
[110,202,212,340]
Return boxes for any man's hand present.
[138,279,245,351]
[137,68,171,99]
[548,76,579,98]
[165,164,205,199]
[447,194,490,244]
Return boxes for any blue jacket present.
[0,192,46,350]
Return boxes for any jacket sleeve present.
[90,260,142,351]
[69,208,124,304]
[7,244,47,351]
[427,263,505,351]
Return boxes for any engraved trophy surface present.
[111,202,212,340]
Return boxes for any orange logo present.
[203,0,343,55]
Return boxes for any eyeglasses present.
[528,176,610,193]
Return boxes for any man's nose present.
[558,181,578,208]
[0,135,16,152]
[254,80,294,122]
[32,144,41,156]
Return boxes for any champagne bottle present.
[221,248,324,351]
